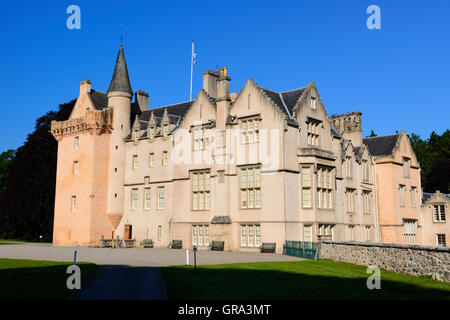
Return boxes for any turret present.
[106,42,133,223]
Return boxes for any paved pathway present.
[0,243,304,266]
[0,243,304,300]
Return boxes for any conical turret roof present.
[107,44,133,95]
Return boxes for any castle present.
[50,42,444,251]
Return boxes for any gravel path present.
[0,243,304,266]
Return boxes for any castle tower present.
[330,111,363,146]
[105,42,133,236]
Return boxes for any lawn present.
[0,258,98,300]
[161,259,450,300]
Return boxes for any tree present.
[0,149,16,192]
[409,130,450,194]
[0,100,75,241]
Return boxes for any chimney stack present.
[135,90,149,112]
[80,79,91,94]
[203,70,219,98]
[216,67,231,130]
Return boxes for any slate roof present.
[353,146,363,161]
[90,90,108,110]
[363,134,401,157]
[422,192,433,203]
[107,44,133,95]
[260,87,307,117]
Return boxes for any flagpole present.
[190,41,194,101]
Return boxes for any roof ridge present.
[149,100,193,111]
[364,133,401,140]
[280,86,307,94]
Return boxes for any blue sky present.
[0,0,449,152]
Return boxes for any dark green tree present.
[409,130,450,194]
[0,149,16,192]
[0,100,75,241]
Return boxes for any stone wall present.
[318,241,450,282]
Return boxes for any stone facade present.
[50,42,430,251]
[421,191,449,246]
[319,240,450,282]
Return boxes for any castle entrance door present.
[124,225,132,239]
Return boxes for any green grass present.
[0,258,98,300]
[161,259,450,300]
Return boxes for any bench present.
[210,240,224,251]
[100,238,113,248]
[171,240,182,249]
[140,239,154,248]
[260,242,276,253]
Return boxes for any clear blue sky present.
[0,0,449,152]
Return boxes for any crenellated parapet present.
[330,111,362,134]
[51,108,113,141]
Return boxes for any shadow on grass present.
[161,261,450,300]
[0,262,98,300]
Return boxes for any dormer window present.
[306,118,321,147]
[241,118,260,144]
[163,124,169,138]
[149,127,155,140]
[133,130,139,142]
[310,97,316,109]
[193,126,210,150]
[403,157,411,178]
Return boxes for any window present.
[403,219,417,245]
[144,188,151,210]
[365,226,371,242]
[162,151,168,166]
[149,127,155,140]
[301,167,312,208]
[240,167,261,209]
[241,118,260,144]
[317,166,333,209]
[318,224,334,240]
[74,136,79,150]
[403,157,411,178]
[71,196,76,212]
[306,119,320,147]
[399,185,406,207]
[192,225,209,246]
[436,234,446,247]
[192,171,210,211]
[133,130,139,141]
[149,153,155,167]
[163,124,169,138]
[346,188,356,213]
[303,225,312,242]
[411,187,417,208]
[345,157,352,178]
[347,225,355,241]
[433,205,446,222]
[310,97,316,109]
[362,191,371,214]
[132,155,138,170]
[157,187,164,209]
[131,189,138,211]
[158,225,162,241]
[73,161,79,175]
[193,126,210,150]
[241,224,260,247]
[362,160,370,182]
